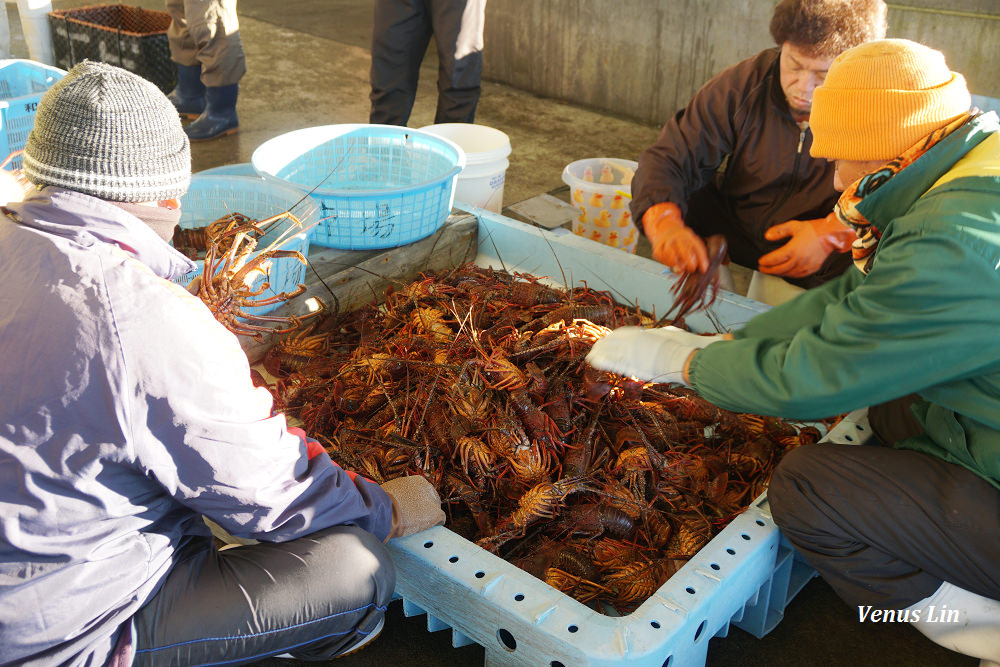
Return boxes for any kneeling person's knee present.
[768,444,829,526]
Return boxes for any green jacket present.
[689,111,1000,488]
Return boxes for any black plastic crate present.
[47,4,176,94]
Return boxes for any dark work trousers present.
[369,0,486,126]
[769,433,1000,609]
[131,526,395,665]
[867,393,926,445]
[684,182,852,289]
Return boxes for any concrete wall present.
[483,1,1000,127]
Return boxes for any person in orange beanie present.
[589,38,1000,664]
[632,0,887,304]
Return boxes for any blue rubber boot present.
[167,64,205,118]
[185,84,239,142]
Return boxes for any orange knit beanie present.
[810,39,970,161]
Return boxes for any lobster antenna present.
[536,225,569,293]
[304,256,340,318]
[283,145,355,215]
[476,219,508,273]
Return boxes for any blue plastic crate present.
[0,59,66,171]
[390,493,784,667]
[175,175,318,316]
[381,210,837,666]
[250,124,465,250]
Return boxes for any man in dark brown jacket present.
[632,0,887,294]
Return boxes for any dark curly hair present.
[770,0,888,58]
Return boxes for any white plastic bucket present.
[18,1,55,65]
[561,157,639,253]
[419,123,511,213]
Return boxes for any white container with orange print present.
[561,157,639,253]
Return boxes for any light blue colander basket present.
[251,124,465,250]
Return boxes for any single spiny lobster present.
[657,234,728,327]
[196,210,324,341]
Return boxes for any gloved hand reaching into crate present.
[641,202,710,275]
[586,326,728,384]
[381,475,447,538]
[288,430,444,539]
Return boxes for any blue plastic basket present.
[0,59,66,171]
[250,124,465,250]
[174,175,318,316]
[195,162,258,178]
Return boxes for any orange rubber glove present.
[642,202,709,274]
[757,212,856,278]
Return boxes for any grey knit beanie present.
[23,61,190,202]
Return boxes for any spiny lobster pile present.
[262,263,822,614]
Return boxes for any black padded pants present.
[131,525,395,665]
[769,442,1000,609]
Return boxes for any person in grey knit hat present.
[0,60,444,666]
[23,60,191,203]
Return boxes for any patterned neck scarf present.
[834,112,974,274]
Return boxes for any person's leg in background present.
[167,0,244,140]
[16,0,54,63]
[131,525,396,664]
[369,0,433,126]
[165,0,206,118]
[769,443,1000,663]
[429,0,485,124]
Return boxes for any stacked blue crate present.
[0,59,65,170]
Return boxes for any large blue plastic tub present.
[0,59,65,170]
[250,124,465,250]
[175,175,318,316]
[383,209,841,666]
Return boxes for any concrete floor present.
[8,2,979,665]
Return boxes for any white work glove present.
[585,326,724,384]
[381,475,446,538]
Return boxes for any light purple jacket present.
[0,189,394,666]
